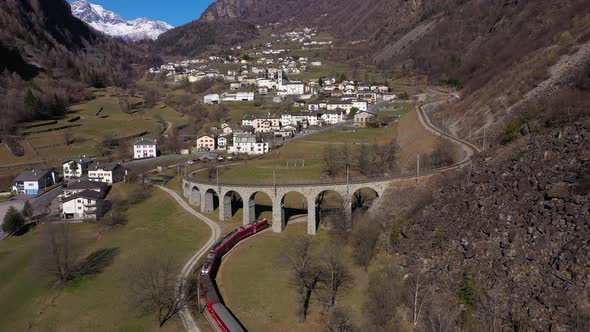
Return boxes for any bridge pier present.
[202,191,215,213]
[307,197,317,235]
[343,197,353,230]
[243,196,256,225]
[220,195,232,221]
[272,199,285,233]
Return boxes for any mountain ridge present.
[70,0,173,41]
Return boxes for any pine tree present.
[22,200,34,220]
[2,206,25,234]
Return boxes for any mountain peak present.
[69,0,173,41]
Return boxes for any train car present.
[201,250,218,276]
[210,303,245,332]
[198,219,270,332]
[237,218,269,240]
[198,274,220,308]
[213,230,240,257]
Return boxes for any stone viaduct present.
[180,93,481,236]
[182,177,391,235]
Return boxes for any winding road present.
[156,91,480,332]
[154,185,221,332]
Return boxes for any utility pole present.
[346,164,350,191]
[416,154,420,185]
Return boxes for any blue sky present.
[69,0,217,26]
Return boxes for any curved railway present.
[164,92,480,332]
[197,219,270,332]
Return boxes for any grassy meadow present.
[0,183,210,332]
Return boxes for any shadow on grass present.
[77,247,120,277]
[14,222,37,236]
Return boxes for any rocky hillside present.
[393,120,590,331]
[160,0,589,138]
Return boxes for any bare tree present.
[128,257,193,327]
[206,164,217,182]
[323,144,340,177]
[351,221,381,269]
[424,296,461,332]
[63,128,75,146]
[407,273,430,327]
[429,141,457,169]
[338,143,351,167]
[34,223,82,286]
[318,243,353,311]
[326,305,357,332]
[285,235,322,322]
[365,256,404,329]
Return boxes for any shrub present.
[2,206,25,234]
[500,120,521,145]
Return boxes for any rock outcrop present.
[399,122,590,331]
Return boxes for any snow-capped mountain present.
[69,0,173,41]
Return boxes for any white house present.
[204,94,220,104]
[352,100,369,112]
[220,123,233,135]
[196,135,217,151]
[326,101,354,114]
[12,170,59,195]
[88,163,125,185]
[321,111,346,125]
[61,190,105,220]
[230,82,241,90]
[221,92,255,102]
[133,138,157,159]
[217,136,229,150]
[62,156,95,179]
[278,81,305,96]
[242,116,282,133]
[382,93,397,102]
[228,132,270,155]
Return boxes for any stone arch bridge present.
[182,177,391,235]
[180,93,481,235]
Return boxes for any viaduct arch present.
[182,178,389,235]
[181,93,482,236]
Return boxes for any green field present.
[218,223,367,332]
[0,183,210,332]
[199,103,413,184]
[0,88,189,168]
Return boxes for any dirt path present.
[154,185,222,332]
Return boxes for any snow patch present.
[70,0,173,41]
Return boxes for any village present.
[147,28,398,156]
[3,27,406,233]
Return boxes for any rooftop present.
[66,180,108,191]
[89,162,121,172]
[14,170,53,182]
[133,138,156,146]
[62,190,105,202]
[65,156,95,164]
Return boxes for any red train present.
[198,218,269,332]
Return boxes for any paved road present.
[153,185,221,332]
[0,184,64,239]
